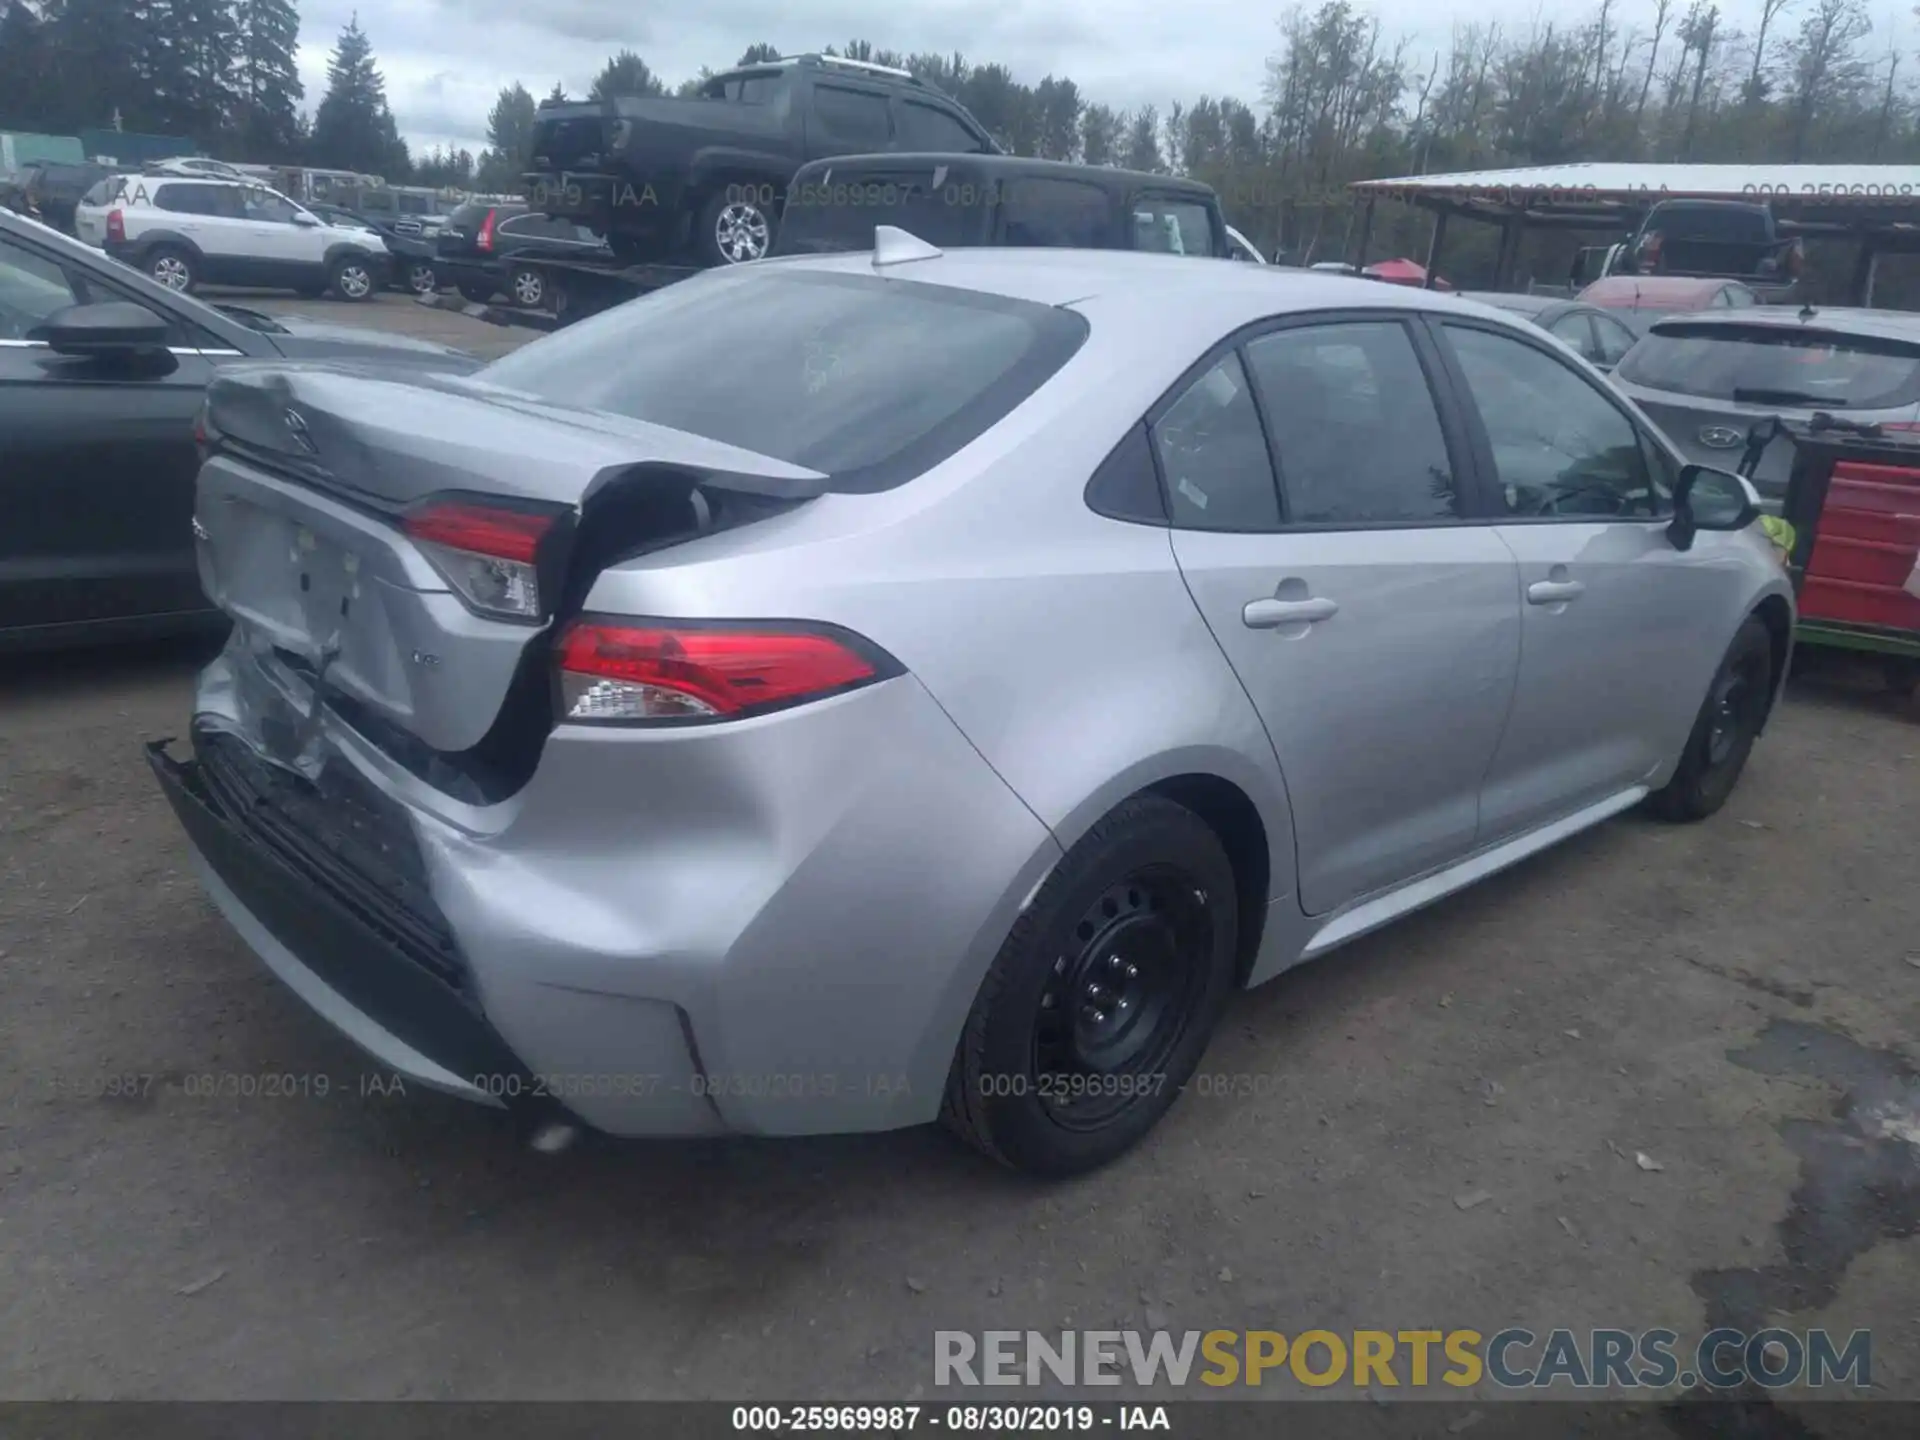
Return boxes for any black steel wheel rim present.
[1030,865,1212,1131]
[1706,651,1765,766]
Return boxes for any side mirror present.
[30,301,171,359]
[1669,463,1762,552]
[291,211,320,226]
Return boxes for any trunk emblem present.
[1698,425,1744,449]
[285,408,318,454]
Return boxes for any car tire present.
[697,188,772,266]
[1646,617,1774,823]
[328,253,376,302]
[508,264,545,309]
[143,245,197,293]
[456,278,495,304]
[941,794,1239,1178]
[404,260,438,296]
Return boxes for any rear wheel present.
[328,253,375,302]
[508,264,546,309]
[697,188,772,266]
[144,245,196,293]
[942,794,1238,1177]
[1647,617,1774,822]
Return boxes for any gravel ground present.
[1,297,1916,1417]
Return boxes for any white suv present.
[72,175,389,301]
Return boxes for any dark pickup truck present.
[524,51,998,266]
[1614,198,1803,301]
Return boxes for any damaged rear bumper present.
[148,734,543,1111]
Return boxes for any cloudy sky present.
[290,0,1913,159]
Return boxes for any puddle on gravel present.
[1692,1018,1920,1336]
[1655,1019,1920,1439]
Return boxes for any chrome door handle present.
[1243,596,1339,628]
[1527,580,1586,605]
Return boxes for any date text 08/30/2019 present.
[730,1407,1168,1433]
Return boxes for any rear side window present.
[475,269,1088,493]
[1244,321,1460,525]
[703,70,783,102]
[152,182,216,215]
[1000,178,1112,247]
[812,86,893,149]
[896,101,985,152]
[1151,352,1280,530]
[1615,324,1920,410]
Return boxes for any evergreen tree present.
[0,0,56,132]
[308,15,407,176]
[590,49,664,100]
[143,0,241,146]
[233,0,302,160]
[473,80,534,189]
[736,43,781,65]
[44,0,146,133]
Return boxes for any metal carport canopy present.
[1348,162,1920,229]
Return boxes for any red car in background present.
[1577,274,1760,335]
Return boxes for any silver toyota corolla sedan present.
[150,235,1794,1177]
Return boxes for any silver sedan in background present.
[1611,305,1920,509]
[150,241,1792,1177]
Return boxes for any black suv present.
[773,155,1234,260]
[435,200,609,306]
[524,52,997,265]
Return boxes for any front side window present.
[0,234,81,340]
[242,190,303,224]
[1132,199,1215,257]
[1244,321,1459,525]
[1444,322,1662,519]
[476,269,1086,492]
[1150,351,1280,530]
[1592,313,1638,366]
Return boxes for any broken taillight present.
[554,620,894,724]
[402,497,564,622]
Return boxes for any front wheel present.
[942,794,1239,1177]
[1646,617,1774,822]
[404,260,438,296]
[328,253,375,302]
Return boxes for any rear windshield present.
[474,269,1088,492]
[1615,323,1920,410]
[774,171,993,253]
[1647,205,1771,243]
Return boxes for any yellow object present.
[1760,514,1796,561]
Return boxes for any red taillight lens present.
[402,498,562,620]
[556,621,886,723]
[106,207,125,243]
[476,208,497,251]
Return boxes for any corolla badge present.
[285,408,318,454]
[1698,425,1744,449]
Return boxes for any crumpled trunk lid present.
[194,362,824,766]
